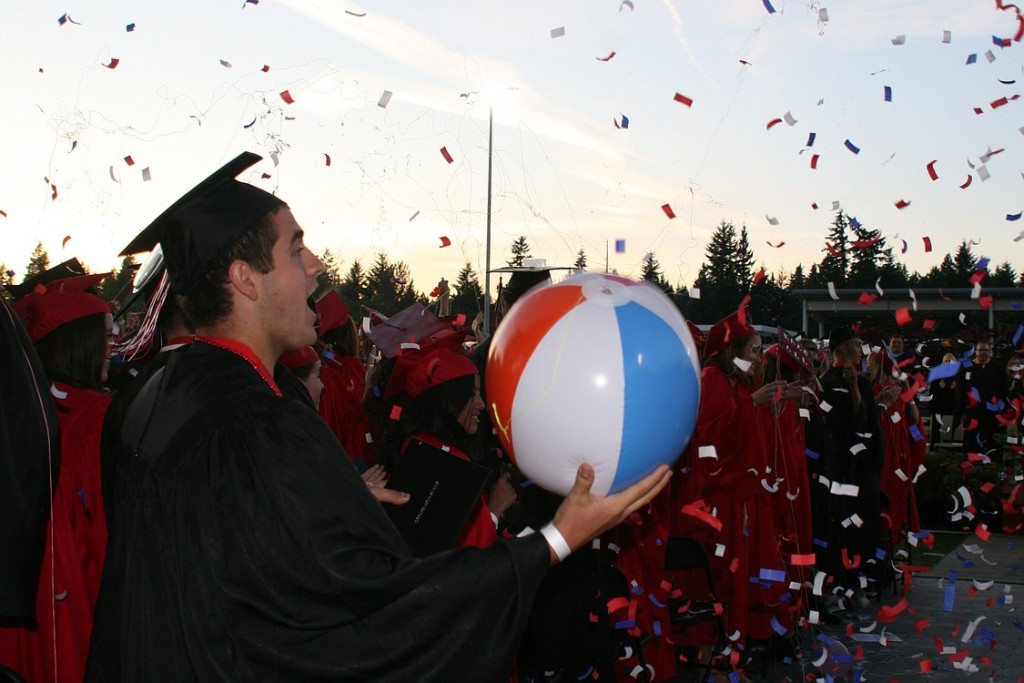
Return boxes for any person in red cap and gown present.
[673,311,790,680]
[0,273,113,683]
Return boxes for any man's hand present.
[545,463,671,564]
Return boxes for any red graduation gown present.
[873,381,922,546]
[0,384,110,683]
[318,353,372,464]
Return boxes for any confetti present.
[895,308,912,326]
[550,26,565,38]
[280,89,294,104]
[926,160,939,180]
[377,90,393,108]
[922,236,932,252]
[322,153,331,167]
[219,59,232,68]
[142,167,151,182]
[261,64,270,73]
[766,241,785,248]
[844,139,861,154]
[827,282,839,300]
[1008,211,1023,221]
[596,51,616,61]
[783,111,798,126]
[615,239,626,253]
[891,35,906,45]
[438,236,451,248]
[943,30,952,43]
[674,92,694,107]
[409,210,420,222]
[766,117,783,130]
[440,146,454,164]
[884,85,893,102]
[126,22,136,32]
[895,199,910,209]
[765,215,779,226]
[103,58,120,69]
[810,154,820,169]
[661,203,676,219]
[762,0,777,13]
[614,114,629,129]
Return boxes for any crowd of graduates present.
[2,161,1023,682]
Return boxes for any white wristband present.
[540,523,572,562]
[490,512,500,529]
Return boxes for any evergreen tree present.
[917,253,957,288]
[640,253,672,295]
[815,212,851,287]
[25,242,50,280]
[951,241,977,282]
[314,248,344,300]
[846,221,887,289]
[450,262,483,319]
[0,263,12,302]
[574,248,587,270]
[364,252,420,316]
[788,264,806,290]
[990,262,1018,287]
[339,259,368,313]
[687,221,754,322]
[97,255,139,310]
[507,236,531,267]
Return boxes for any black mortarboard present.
[491,260,572,307]
[120,152,284,295]
[6,258,88,302]
[827,324,857,351]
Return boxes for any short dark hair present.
[35,313,108,391]
[180,209,280,328]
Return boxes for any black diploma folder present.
[384,438,491,556]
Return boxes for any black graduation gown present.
[818,367,886,584]
[0,297,61,621]
[86,343,550,682]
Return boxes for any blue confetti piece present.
[614,619,636,630]
[1007,212,1023,222]
[648,593,666,608]
[975,256,990,271]
[759,568,786,582]
[927,362,960,382]
[813,537,829,548]
[615,238,626,253]
[76,488,87,512]
[966,53,978,64]
[986,399,1005,412]
[770,615,788,635]
[126,22,136,32]
[805,448,820,460]
[620,114,629,129]
[1012,302,1022,310]
[371,384,381,397]
[883,85,892,102]
[817,633,836,644]
[909,423,924,441]
[993,35,1009,46]
[914,530,931,539]
[850,216,862,228]
[779,591,792,602]
[852,667,863,683]
[762,0,777,13]
[576,666,594,681]
[844,139,861,154]
[806,132,816,147]
[653,620,662,637]
[875,547,887,560]
[1013,324,1024,346]
[943,584,955,611]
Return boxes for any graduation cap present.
[6,258,88,302]
[827,324,859,351]
[491,259,572,307]
[363,303,449,359]
[279,345,319,370]
[315,290,351,335]
[704,310,755,358]
[119,152,284,295]
[386,329,475,398]
[12,273,111,343]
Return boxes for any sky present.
[2,0,1024,298]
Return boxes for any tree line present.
[3,212,1021,334]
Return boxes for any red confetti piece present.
[852,237,882,248]
[878,597,908,622]
[926,160,939,180]
[975,523,991,541]
[980,482,996,493]
[960,175,973,188]
[825,242,841,258]
[895,308,913,326]
[323,153,331,166]
[842,548,861,569]
[811,202,818,209]
[810,154,820,169]
[992,96,1010,108]
[973,107,984,115]
[915,618,930,635]
[389,404,402,420]
[680,502,722,531]
[0,210,6,217]
[766,118,783,130]
[858,292,878,306]
[753,267,766,284]
[673,92,693,107]
[124,155,134,166]
[979,295,993,309]
[923,319,936,330]
[440,146,454,164]
[922,236,932,252]
[50,184,58,200]
[596,51,616,61]
[104,58,120,69]
[438,236,451,248]
[919,660,932,674]
[895,199,910,209]
[62,235,71,248]
[766,241,785,248]
[661,203,676,219]
[790,553,815,566]
[261,64,270,73]
[429,287,441,297]
[280,89,294,104]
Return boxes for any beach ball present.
[486,272,701,496]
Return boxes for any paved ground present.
[754,533,1023,682]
